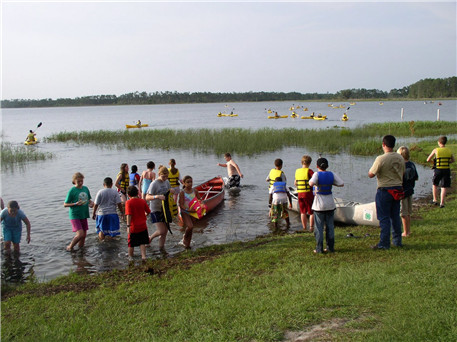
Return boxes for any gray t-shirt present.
[147,179,171,212]
[94,188,121,215]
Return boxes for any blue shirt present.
[1,208,27,231]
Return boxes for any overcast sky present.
[1,0,456,100]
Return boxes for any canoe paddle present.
[34,122,43,132]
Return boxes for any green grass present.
[1,142,53,166]
[45,121,457,156]
[2,187,457,341]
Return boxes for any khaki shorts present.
[400,196,413,216]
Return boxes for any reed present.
[1,142,53,165]
[45,121,457,156]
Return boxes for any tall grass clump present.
[45,121,457,156]
[1,142,53,166]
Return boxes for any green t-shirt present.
[65,186,91,220]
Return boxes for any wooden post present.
[401,108,404,121]
[437,109,440,121]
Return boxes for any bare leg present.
[67,230,86,251]
[3,241,12,254]
[309,214,315,231]
[149,223,168,249]
[128,247,134,257]
[440,188,447,206]
[401,215,411,236]
[432,185,439,203]
[140,245,147,260]
[98,231,105,241]
[300,213,308,230]
[12,242,20,254]
[182,213,194,248]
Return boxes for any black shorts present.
[228,175,241,188]
[432,168,451,188]
[150,211,165,223]
[128,229,149,247]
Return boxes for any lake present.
[1,100,455,283]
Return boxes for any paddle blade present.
[37,122,42,128]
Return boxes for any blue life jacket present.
[273,181,287,193]
[129,172,139,186]
[316,172,334,195]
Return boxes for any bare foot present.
[66,245,73,252]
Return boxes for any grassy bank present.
[2,192,456,341]
[1,142,53,166]
[45,121,457,156]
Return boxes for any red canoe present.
[178,176,225,222]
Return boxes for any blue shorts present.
[96,214,120,237]
[150,211,165,224]
[2,227,22,244]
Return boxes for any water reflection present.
[1,253,35,284]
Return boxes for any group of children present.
[1,136,454,258]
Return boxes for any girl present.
[139,161,156,200]
[178,175,202,248]
[146,166,174,250]
[168,159,183,202]
[115,163,129,203]
[64,172,94,251]
[129,165,141,190]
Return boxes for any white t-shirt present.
[310,171,344,211]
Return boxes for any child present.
[397,146,419,237]
[294,155,315,232]
[1,200,31,254]
[266,158,286,189]
[426,136,455,208]
[139,161,156,200]
[178,175,203,248]
[146,166,175,250]
[217,153,243,188]
[115,163,129,204]
[125,185,151,261]
[92,177,124,240]
[64,172,94,251]
[168,158,182,216]
[269,176,293,229]
[168,159,183,198]
[129,165,141,190]
[309,158,344,254]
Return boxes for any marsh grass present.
[2,192,456,341]
[1,142,53,166]
[45,121,457,156]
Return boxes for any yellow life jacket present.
[436,147,452,169]
[268,169,284,188]
[295,168,311,193]
[168,168,180,187]
[117,171,129,191]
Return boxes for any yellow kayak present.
[268,115,288,119]
[126,124,149,129]
[301,115,327,120]
[218,113,238,117]
[24,137,38,145]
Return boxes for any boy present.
[1,200,31,254]
[92,177,124,240]
[125,185,151,261]
[266,158,286,189]
[217,153,244,188]
[309,158,344,254]
[294,155,315,232]
[397,146,419,237]
[426,136,455,208]
[269,177,293,229]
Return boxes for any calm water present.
[1,100,455,283]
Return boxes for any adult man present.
[368,135,405,250]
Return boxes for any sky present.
[1,1,456,100]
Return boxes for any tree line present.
[1,77,455,108]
